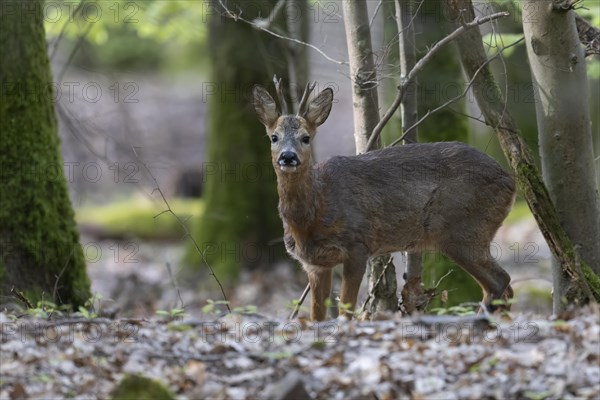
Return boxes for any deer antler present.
[273,75,288,115]
[297,81,316,116]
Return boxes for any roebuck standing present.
[253,83,516,321]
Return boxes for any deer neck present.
[276,167,320,231]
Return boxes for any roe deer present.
[252,82,516,321]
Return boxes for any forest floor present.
[2,216,597,399]
[0,306,599,399]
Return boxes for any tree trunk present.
[0,0,91,306]
[396,0,425,311]
[445,0,600,303]
[286,0,309,111]
[187,0,290,279]
[342,0,398,314]
[521,0,600,311]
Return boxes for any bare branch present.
[217,0,346,65]
[288,284,310,320]
[49,0,87,61]
[369,0,384,28]
[253,0,287,30]
[366,11,510,152]
[131,147,230,312]
[388,37,525,147]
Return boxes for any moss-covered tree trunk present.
[521,0,600,311]
[445,0,600,303]
[0,0,90,306]
[187,0,291,279]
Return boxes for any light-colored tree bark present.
[521,0,600,310]
[285,0,309,111]
[445,0,600,304]
[342,0,398,314]
[396,0,424,313]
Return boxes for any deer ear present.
[304,88,333,127]
[252,85,279,128]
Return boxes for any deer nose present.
[278,152,299,166]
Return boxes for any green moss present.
[0,0,90,306]
[515,159,600,303]
[422,252,482,308]
[76,198,203,240]
[110,374,174,400]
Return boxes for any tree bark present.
[188,0,291,279]
[0,0,91,306]
[396,0,424,312]
[445,0,600,304]
[342,1,398,314]
[521,0,600,310]
[286,0,309,111]
[342,0,381,152]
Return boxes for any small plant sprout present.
[156,308,187,320]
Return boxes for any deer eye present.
[271,135,278,143]
[301,136,310,144]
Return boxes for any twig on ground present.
[289,283,310,320]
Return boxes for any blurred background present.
[44,0,599,318]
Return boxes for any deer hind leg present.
[339,258,367,318]
[306,266,332,321]
[442,244,512,311]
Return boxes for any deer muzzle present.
[278,151,300,167]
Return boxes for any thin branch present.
[388,37,525,147]
[288,283,310,320]
[369,0,384,28]
[253,0,287,30]
[366,11,510,152]
[217,0,346,65]
[165,262,185,311]
[434,269,454,289]
[360,256,394,314]
[131,147,230,312]
[57,23,92,83]
[52,247,74,304]
[10,287,33,309]
[49,0,87,61]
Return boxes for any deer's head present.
[252,83,333,173]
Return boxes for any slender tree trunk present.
[342,1,381,152]
[445,0,600,303]
[0,0,91,306]
[286,0,309,111]
[342,1,398,315]
[521,0,600,311]
[396,0,425,313]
